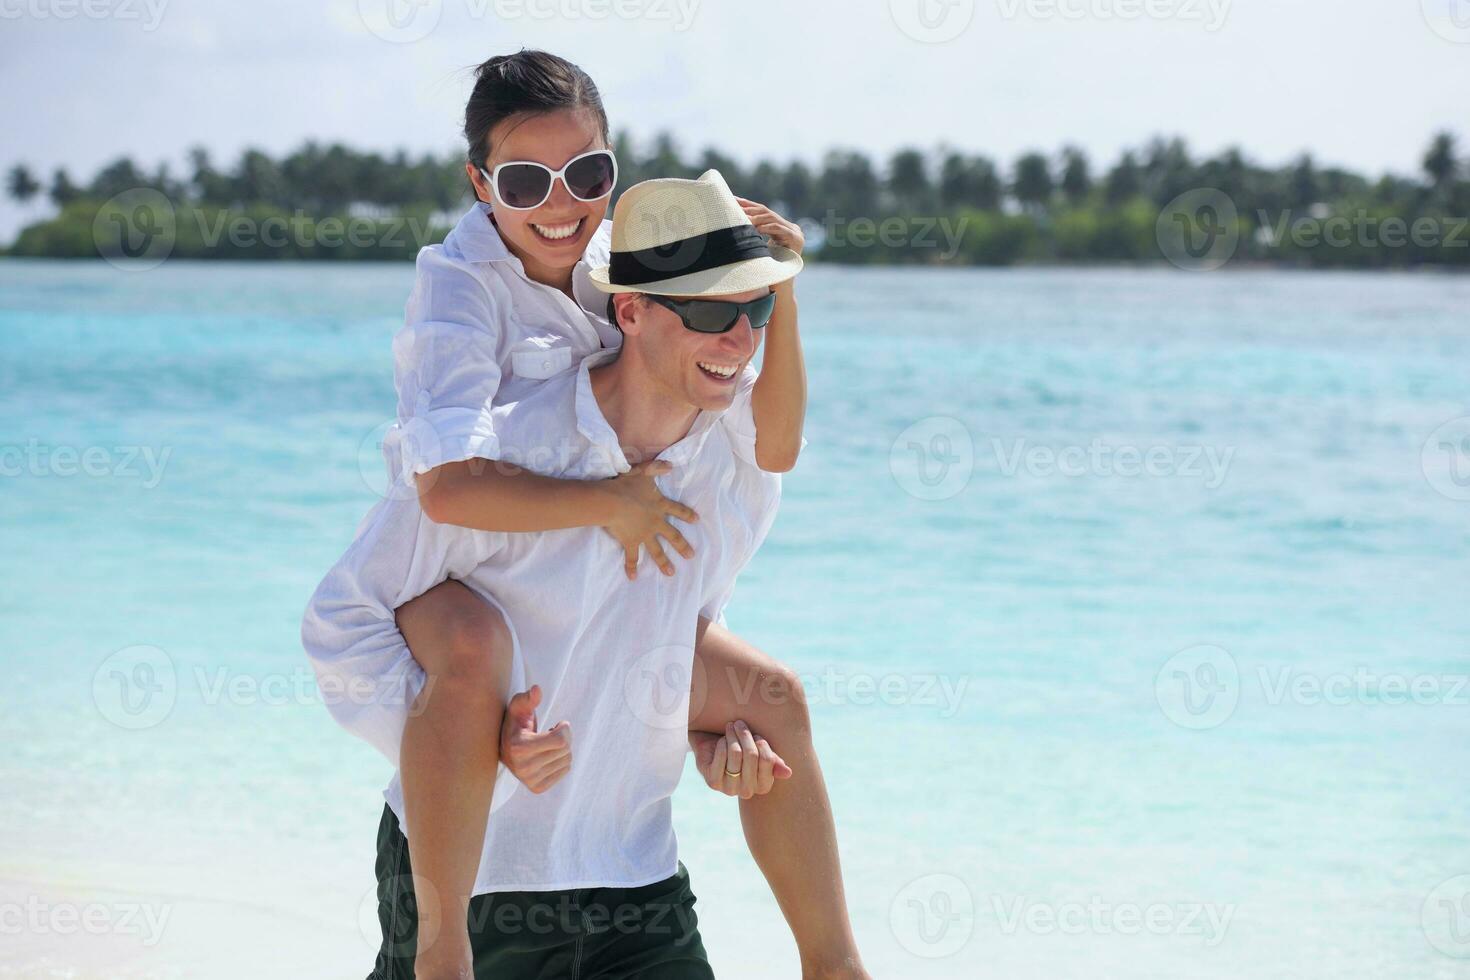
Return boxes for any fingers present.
[646,536,674,577]
[737,197,801,245]
[707,722,788,798]
[737,199,791,231]
[504,686,541,729]
[510,720,572,792]
[722,723,744,796]
[705,734,730,792]
[734,722,760,799]
[510,719,571,759]
[626,524,696,579]
[525,754,571,794]
[663,498,699,523]
[752,225,801,253]
[636,460,697,523]
[754,737,781,795]
[657,523,695,561]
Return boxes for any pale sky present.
[3,0,1467,239]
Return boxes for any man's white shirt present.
[303,350,782,894]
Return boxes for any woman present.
[376,50,866,978]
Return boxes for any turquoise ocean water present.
[1,259,1468,978]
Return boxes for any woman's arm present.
[418,459,698,579]
[737,198,807,473]
[751,280,805,472]
[401,255,697,577]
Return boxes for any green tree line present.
[5,131,1467,267]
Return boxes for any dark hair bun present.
[463,49,608,167]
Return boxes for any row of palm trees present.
[7,132,1462,224]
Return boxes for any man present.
[303,170,801,977]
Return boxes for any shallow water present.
[2,259,1468,978]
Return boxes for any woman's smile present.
[530,217,585,243]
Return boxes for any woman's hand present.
[499,685,572,794]
[736,197,805,256]
[690,722,792,799]
[601,460,699,579]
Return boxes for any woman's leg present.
[690,619,869,980]
[396,579,514,980]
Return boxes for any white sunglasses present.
[479,149,618,211]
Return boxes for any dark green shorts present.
[369,805,715,979]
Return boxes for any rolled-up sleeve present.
[301,496,498,766]
[389,252,508,480]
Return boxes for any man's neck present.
[588,352,700,465]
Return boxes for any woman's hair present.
[463,49,609,168]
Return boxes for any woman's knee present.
[695,624,813,738]
[759,662,812,736]
[440,606,511,683]
[397,582,513,694]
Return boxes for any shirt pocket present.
[509,343,574,381]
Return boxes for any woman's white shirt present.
[381,202,623,483]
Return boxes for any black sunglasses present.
[642,292,777,334]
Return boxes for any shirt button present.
[542,358,552,371]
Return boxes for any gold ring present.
[723,767,741,777]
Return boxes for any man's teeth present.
[533,220,580,240]
[697,361,738,379]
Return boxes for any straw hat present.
[588,169,803,296]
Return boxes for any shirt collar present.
[444,202,512,265]
[573,350,724,471]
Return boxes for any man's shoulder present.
[689,413,784,511]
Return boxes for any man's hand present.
[499,685,572,794]
[600,460,699,580]
[691,722,792,800]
